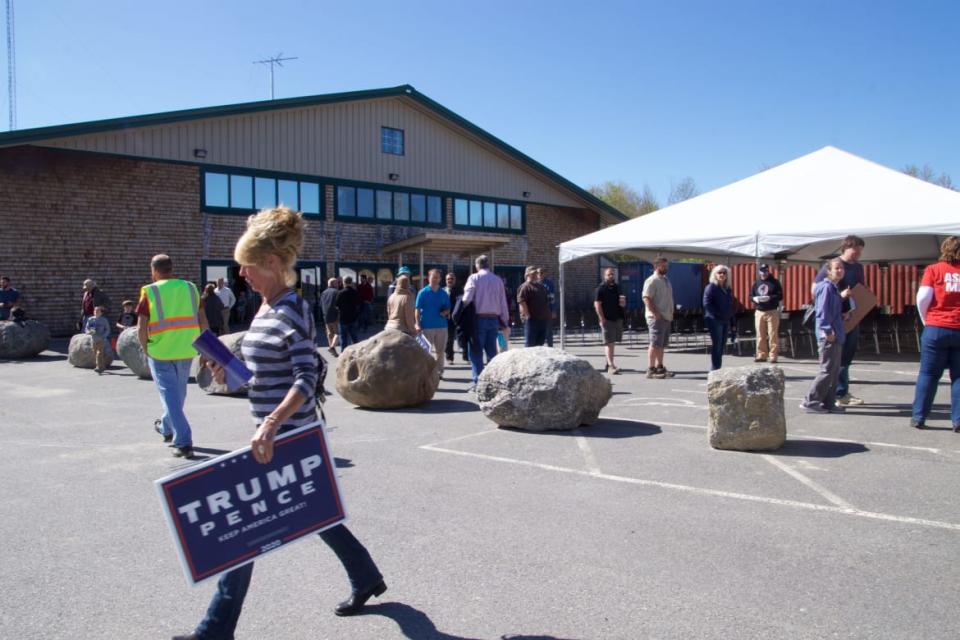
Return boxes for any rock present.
[116,327,151,379]
[707,365,786,451]
[476,347,612,430]
[68,333,116,369]
[0,320,51,358]
[336,329,439,408]
[194,331,249,395]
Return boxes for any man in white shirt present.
[214,278,236,333]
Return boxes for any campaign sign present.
[155,422,346,585]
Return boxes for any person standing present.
[595,268,626,374]
[0,275,20,320]
[462,255,509,387]
[84,305,111,374]
[538,267,557,347]
[81,278,110,329]
[814,235,866,406]
[703,265,734,371]
[115,300,138,333]
[202,283,225,335]
[319,277,341,356]
[443,272,464,364]
[518,266,552,347]
[642,257,675,379]
[415,269,451,373]
[801,258,847,414]
[335,276,363,349]
[214,277,236,334]
[137,254,207,458]
[386,274,417,335]
[911,236,960,431]
[357,273,375,335]
[174,207,386,640]
[751,263,783,363]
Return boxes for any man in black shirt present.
[320,278,341,355]
[594,268,626,374]
[750,264,784,363]
[335,276,363,349]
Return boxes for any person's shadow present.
[359,602,581,640]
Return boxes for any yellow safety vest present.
[142,279,201,360]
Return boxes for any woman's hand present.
[206,360,226,385]
[251,417,280,464]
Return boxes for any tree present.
[668,177,699,204]
[589,180,659,218]
[903,164,955,190]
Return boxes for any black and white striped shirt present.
[241,291,319,430]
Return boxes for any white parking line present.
[573,429,601,475]
[761,454,855,509]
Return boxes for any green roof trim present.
[0,84,627,222]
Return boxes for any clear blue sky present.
[11,0,959,203]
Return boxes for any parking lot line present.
[761,454,855,509]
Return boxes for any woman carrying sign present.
[174,207,386,640]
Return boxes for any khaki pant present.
[755,309,780,359]
[91,337,107,371]
[221,308,231,333]
[422,327,448,374]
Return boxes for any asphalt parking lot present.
[2,335,958,640]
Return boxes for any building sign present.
[155,423,346,585]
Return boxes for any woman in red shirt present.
[912,236,960,431]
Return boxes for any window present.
[381,127,404,155]
[411,194,426,222]
[230,175,253,209]
[376,190,392,219]
[393,192,409,221]
[427,196,443,224]
[203,170,322,216]
[454,197,524,232]
[357,188,374,217]
[337,186,356,216]
[278,180,298,209]
[205,173,229,207]
[335,185,444,226]
[254,177,276,209]
[300,182,320,214]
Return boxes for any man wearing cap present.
[462,255,509,387]
[137,254,208,458]
[81,278,110,330]
[519,266,552,347]
[388,266,417,297]
[751,264,784,363]
[537,267,557,347]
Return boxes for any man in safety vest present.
[137,254,208,458]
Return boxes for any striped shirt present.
[241,291,320,431]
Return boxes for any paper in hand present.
[192,330,253,391]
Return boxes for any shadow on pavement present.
[359,602,580,640]
[334,457,354,468]
[769,439,868,458]
[0,353,68,364]
[502,418,661,439]
[360,399,480,414]
[190,446,231,456]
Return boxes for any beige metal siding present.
[37,97,582,208]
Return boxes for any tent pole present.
[559,258,565,350]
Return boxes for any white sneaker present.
[836,394,864,406]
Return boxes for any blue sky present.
[11,0,959,202]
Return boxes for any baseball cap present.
[397,266,411,276]
[758,263,770,272]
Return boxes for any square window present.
[483,202,496,227]
[411,194,426,222]
[300,182,320,214]
[381,127,404,155]
[357,189,375,217]
[469,200,482,226]
[337,186,356,216]
[427,196,443,224]
[230,175,253,209]
[393,192,410,221]
[455,199,469,225]
[255,177,276,209]
[205,172,229,207]
[510,205,523,230]
[376,190,392,219]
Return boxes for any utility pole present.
[253,53,297,100]
[5,0,15,130]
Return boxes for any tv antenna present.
[5,0,15,130]
[253,53,297,100]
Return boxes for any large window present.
[454,198,523,231]
[381,127,404,155]
[336,185,443,226]
[203,170,321,215]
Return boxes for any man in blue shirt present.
[0,276,20,321]
[537,267,557,347]
[415,268,451,376]
[801,258,847,414]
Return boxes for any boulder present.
[336,329,439,409]
[0,320,51,358]
[194,331,249,395]
[707,365,786,451]
[68,333,115,369]
[476,347,612,431]
[116,327,151,379]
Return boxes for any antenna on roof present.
[253,53,297,100]
[5,0,15,130]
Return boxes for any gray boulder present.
[336,329,439,409]
[0,320,51,358]
[476,347,612,431]
[194,331,249,395]
[116,327,151,379]
[68,333,115,369]
[707,365,786,451]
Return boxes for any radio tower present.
[5,0,15,130]
[253,53,296,100]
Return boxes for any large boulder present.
[0,320,51,358]
[336,329,439,409]
[194,331,249,395]
[68,333,115,369]
[116,327,151,379]
[476,347,612,431]
[707,365,786,451]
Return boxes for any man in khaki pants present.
[750,263,783,363]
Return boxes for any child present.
[84,305,111,374]
[115,299,137,333]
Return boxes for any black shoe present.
[910,420,925,430]
[335,580,387,616]
[154,420,173,443]
[172,446,194,458]
[954,424,960,433]
[826,404,845,414]
[171,634,200,640]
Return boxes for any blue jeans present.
[195,523,382,639]
[358,303,372,334]
[911,325,960,425]
[469,316,501,382]
[524,318,549,347]
[836,326,859,398]
[339,320,360,348]
[148,358,193,448]
[705,317,729,371]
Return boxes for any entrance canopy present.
[559,146,960,265]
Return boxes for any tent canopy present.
[559,146,960,265]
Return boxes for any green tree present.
[589,180,659,218]
[904,164,955,190]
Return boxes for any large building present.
[0,85,625,334]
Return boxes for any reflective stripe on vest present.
[144,280,200,360]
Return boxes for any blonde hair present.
[234,207,305,287]
[940,236,960,263]
[709,264,730,288]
